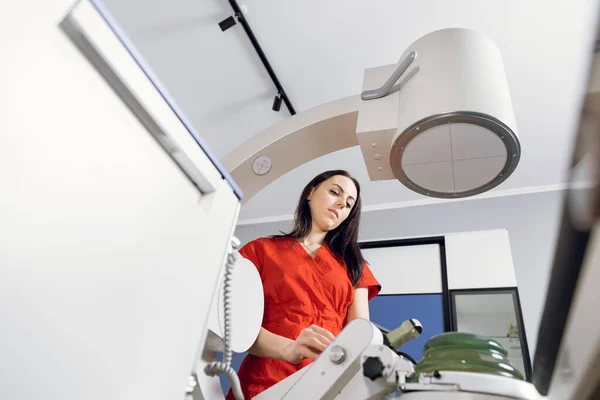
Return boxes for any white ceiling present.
[103,0,599,223]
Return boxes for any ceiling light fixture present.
[272,93,282,112]
[218,15,236,32]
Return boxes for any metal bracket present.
[361,51,417,100]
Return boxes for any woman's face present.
[308,175,358,233]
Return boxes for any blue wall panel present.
[218,351,246,396]
[368,294,445,361]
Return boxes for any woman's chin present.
[324,222,340,232]
[314,220,335,233]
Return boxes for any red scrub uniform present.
[226,237,381,399]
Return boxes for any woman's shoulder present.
[243,236,294,250]
[239,236,294,263]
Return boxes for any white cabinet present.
[445,229,517,290]
[362,243,442,294]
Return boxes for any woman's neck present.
[303,226,327,247]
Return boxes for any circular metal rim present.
[390,111,521,199]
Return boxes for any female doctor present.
[226,170,381,399]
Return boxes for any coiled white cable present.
[204,238,245,400]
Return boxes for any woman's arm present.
[248,325,335,364]
[346,287,370,323]
[248,327,293,360]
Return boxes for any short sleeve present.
[238,239,264,275]
[357,263,381,301]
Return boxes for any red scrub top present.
[226,237,381,399]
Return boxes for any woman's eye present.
[330,190,338,196]
[346,203,352,208]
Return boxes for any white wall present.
[234,189,564,357]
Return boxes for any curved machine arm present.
[222,95,361,203]
[221,60,412,205]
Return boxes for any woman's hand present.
[282,325,336,364]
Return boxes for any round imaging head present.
[390,112,520,198]
[389,28,521,198]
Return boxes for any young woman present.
[226,170,381,399]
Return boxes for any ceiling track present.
[224,0,296,115]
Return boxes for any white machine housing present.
[1,1,241,399]
[254,318,413,400]
[223,28,520,202]
[357,28,520,198]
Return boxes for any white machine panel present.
[546,222,600,400]
[362,244,442,294]
[0,1,240,400]
[445,229,518,290]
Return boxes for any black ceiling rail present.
[219,1,296,115]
